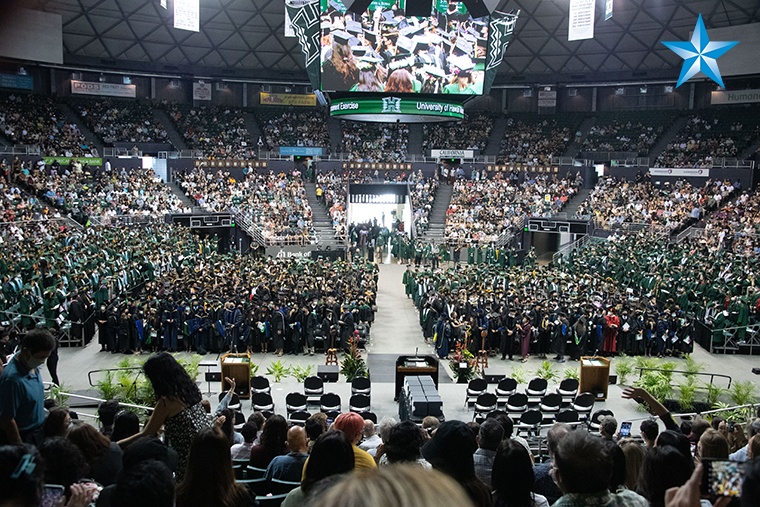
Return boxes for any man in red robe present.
[603,307,620,354]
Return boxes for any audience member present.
[473,418,504,489]
[533,423,568,505]
[552,430,648,507]
[117,352,211,479]
[42,407,72,439]
[332,412,377,472]
[637,445,693,507]
[112,459,175,507]
[640,419,659,448]
[0,444,45,507]
[176,426,252,507]
[696,429,729,461]
[308,464,476,507]
[249,414,288,470]
[376,420,429,468]
[37,437,90,492]
[231,422,257,460]
[617,438,646,492]
[421,420,492,507]
[97,400,120,438]
[281,430,355,507]
[358,419,381,455]
[67,422,123,486]
[265,425,309,483]
[110,411,140,443]
[0,328,56,445]
[492,438,548,507]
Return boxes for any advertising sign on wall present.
[193,82,212,101]
[260,92,316,106]
[71,80,136,98]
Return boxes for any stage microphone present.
[592,349,599,359]
[415,347,419,358]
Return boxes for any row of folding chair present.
[466,377,581,407]
[233,473,299,506]
[471,391,596,423]
[303,375,371,402]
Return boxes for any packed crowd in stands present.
[409,171,439,237]
[497,117,573,166]
[574,176,737,232]
[445,172,580,245]
[654,108,760,168]
[315,170,348,240]
[164,103,255,159]
[259,109,330,149]
[74,98,168,145]
[175,168,313,243]
[702,190,760,255]
[582,115,670,156]
[340,122,408,163]
[0,93,95,157]
[422,114,494,153]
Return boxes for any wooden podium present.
[580,356,610,400]
[394,355,439,401]
[221,352,251,399]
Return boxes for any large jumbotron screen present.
[319,0,489,94]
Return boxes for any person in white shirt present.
[230,421,256,460]
[359,419,382,456]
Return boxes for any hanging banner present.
[711,89,760,104]
[538,90,557,107]
[174,0,200,32]
[484,10,520,96]
[71,80,136,98]
[0,73,33,90]
[430,149,476,159]
[605,0,613,21]
[193,82,212,101]
[260,92,317,106]
[285,0,321,91]
[284,0,313,37]
[568,0,595,41]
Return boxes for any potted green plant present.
[536,361,559,382]
[340,338,369,381]
[291,365,314,383]
[563,367,580,381]
[704,382,726,409]
[677,381,698,411]
[266,359,291,382]
[614,356,634,385]
[510,365,528,384]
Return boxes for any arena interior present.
[1,0,760,505]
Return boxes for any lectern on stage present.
[580,356,611,400]
[394,355,439,401]
[221,352,251,399]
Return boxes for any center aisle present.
[369,263,432,355]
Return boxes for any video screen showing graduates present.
[320,0,489,94]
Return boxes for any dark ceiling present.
[24,0,760,85]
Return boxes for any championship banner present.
[568,0,595,41]
[260,92,317,107]
[485,10,520,95]
[711,89,760,105]
[174,0,200,32]
[43,157,103,166]
[71,80,136,98]
[286,0,321,91]
[649,168,711,178]
[193,82,212,101]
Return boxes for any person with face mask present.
[0,328,56,445]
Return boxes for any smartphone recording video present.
[702,459,744,497]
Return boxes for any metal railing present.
[102,147,142,158]
[551,157,592,166]
[611,158,651,167]
[636,367,733,389]
[232,210,267,247]
[0,145,41,155]
[552,234,602,264]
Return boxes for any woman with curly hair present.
[248,414,288,469]
[117,352,210,478]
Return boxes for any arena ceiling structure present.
[22,0,760,85]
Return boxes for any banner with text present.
[649,167,711,178]
[568,0,595,41]
[430,149,476,159]
[0,73,33,90]
[193,82,212,101]
[71,80,136,98]
[330,97,464,122]
[43,157,103,166]
[280,146,323,156]
[711,89,760,105]
[259,92,317,106]
[538,90,557,107]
